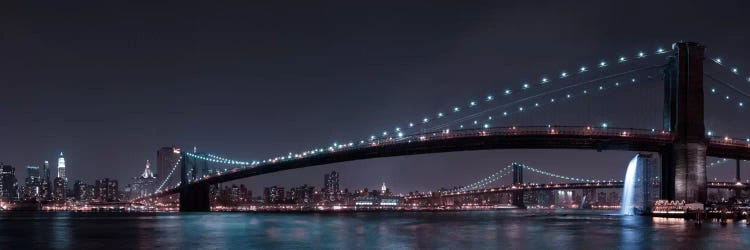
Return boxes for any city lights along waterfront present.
[5,1,750,249]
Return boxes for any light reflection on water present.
[1,210,749,249]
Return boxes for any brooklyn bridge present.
[133,42,750,211]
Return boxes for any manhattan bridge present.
[133,42,750,211]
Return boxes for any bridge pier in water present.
[179,152,211,212]
[661,42,708,204]
[512,163,526,208]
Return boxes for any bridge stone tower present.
[179,152,211,212]
[661,42,708,204]
[511,163,526,208]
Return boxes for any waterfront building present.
[22,165,42,201]
[263,186,285,204]
[53,177,67,201]
[323,171,340,202]
[0,164,19,202]
[94,178,119,202]
[73,180,89,201]
[289,184,315,204]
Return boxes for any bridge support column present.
[736,159,742,198]
[179,153,211,212]
[512,163,526,208]
[180,183,211,212]
[662,42,708,204]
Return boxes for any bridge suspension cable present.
[425,65,666,132]
[367,46,672,141]
[155,156,182,193]
[453,165,513,192]
[451,162,619,193]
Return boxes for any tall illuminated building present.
[57,152,66,180]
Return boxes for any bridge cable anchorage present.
[365,47,670,141]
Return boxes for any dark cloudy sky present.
[2,0,749,193]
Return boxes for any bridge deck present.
[135,126,750,201]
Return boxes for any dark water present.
[1,210,749,249]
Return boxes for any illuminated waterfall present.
[620,155,639,215]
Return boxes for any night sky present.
[2,1,749,194]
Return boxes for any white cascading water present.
[620,155,639,215]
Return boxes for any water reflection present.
[0,210,749,249]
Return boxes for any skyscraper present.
[323,171,340,202]
[0,164,19,202]
[57,152,66,180]
[40,161,52,201]
[26,165,40,183]
[23,165,42,201]
[53,177,67,201]
[156,146,181,188]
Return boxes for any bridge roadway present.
[404,181,750,200]
[135,126,750,201]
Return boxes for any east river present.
[1,210,749,249]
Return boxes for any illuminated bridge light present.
[503,111,508,116]
[599,61,607,67]
[534,103,539,107]
[486,95,493,101]
[437,112,444,118]
[541,77,549,83]
[711,88,716,93]
[740,102,744,107]
[615,82,620,86]
[601,122,608,128]
[656,48,666,54]
[707,131,713,136]
[566,94,571,98]
[599,86,604,90]
[583,90,588,94]
[518,107,524,111]
[725,96,730,100]
[637,52,645,58]
[470,101,477,106]
[409,122,414,127]
[714,58,722,64]
[579,66,587,72]
[732,68,739,74]
[453,107,460,112]
[504,89,512,95]
[560,72,568,78]
[618,56,627,62]
[395,127,400,131]
[550,98,555,103]
[423,118,429,123]
[522,83,530,89]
